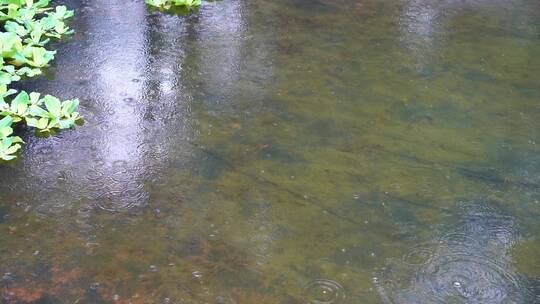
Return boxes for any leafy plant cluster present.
[145,0,202,11]
[0,0,79,160]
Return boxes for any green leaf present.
[5,21,28,36]
[4,142,20,154]
[0,115,13,128]
[0,1,79,162]
[57,119,73,129]
[27,104,48,117]
[29,46,54,67]
[25,116,38,127]
[36,116,48,129]
[0,85,17,98]
[29,91,40,104]
[0,126,13,138]
[61,98,78,116]
[55,5,66,18]
[41,15,57,30]
[43,94,60,117]
[29,22,44,44]
[0,135,23,160]
[47,116,57,128]
[16,66,42,77]
[10,90,29,115]
[146,0,201,9]
[1,154,16,161]
[0,72,14,85]
[54,21,68,34]
[2,136,13,149]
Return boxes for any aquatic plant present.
[0,115,22,160]
[145,0,202,10]
[0,0,79,160]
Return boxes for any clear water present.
[1,0,539,303]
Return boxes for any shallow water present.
[1,0,540,303]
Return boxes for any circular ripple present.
[402,245,435,266]
[303,279,346,304]
[416,253,527,303]
[439,233,480,248]
[94,186,147,212]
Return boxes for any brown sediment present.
[4,286,46,303]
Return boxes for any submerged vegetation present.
[0,0,79,160]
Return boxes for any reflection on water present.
[0,0,539,302]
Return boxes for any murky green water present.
[1,0,539,302]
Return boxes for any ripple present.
[123,97,137,106]
[402,245,435,266]
[377,204,535,303]
[94,186,147,212]
[303,279,346,304]
[439,233,480,247]
[35,144,54,155]
[437,233,482,255]
[415,253,527,303]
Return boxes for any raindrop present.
[415,251,528,302]
[192,271,203,279]
[123,97,136,105]
[303,279,346,304]
[376,204,536,303]
[90,282,100,290]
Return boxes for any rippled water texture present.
[0,0,539,303]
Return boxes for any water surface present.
[0,0,539,303]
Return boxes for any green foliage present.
[0,115,22,160]
[0,0,79,161]
[0,90,80,131]
[145,0,202,10]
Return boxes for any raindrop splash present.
[376,203,536,303]
[303,279,346,304]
